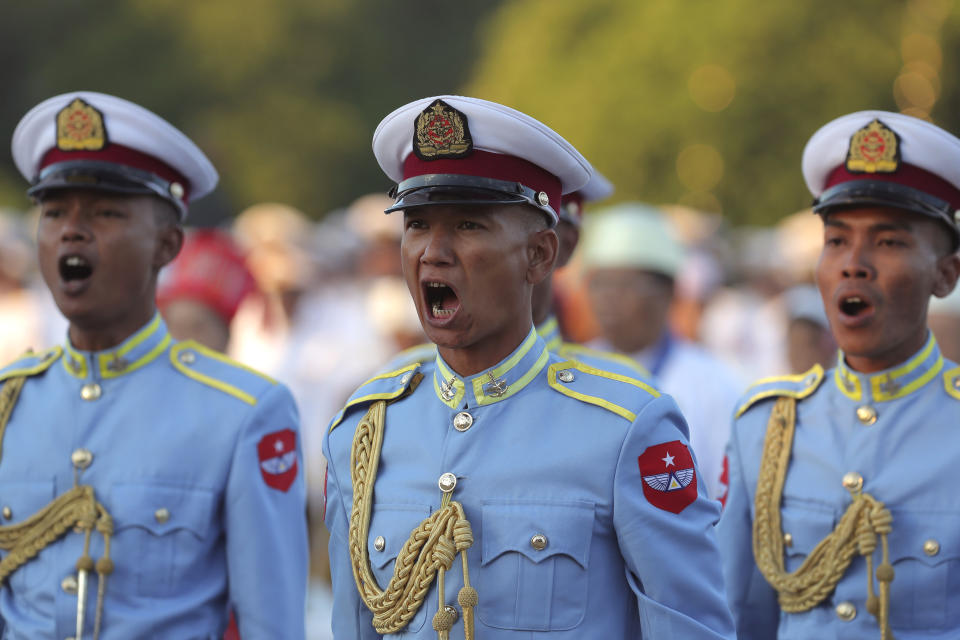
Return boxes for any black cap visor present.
[28,160,186,218]
[813,179,959,249]
[385,173,556,226]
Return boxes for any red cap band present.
[40,143,191,203]
[825,162,960,210]
[403,149,561,212]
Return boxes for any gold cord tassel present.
[348,398,477,639]
[753,397,895,639]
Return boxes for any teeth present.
[846,296,862,304]
[65,256,85,266]
[432,302,454,318]
[427,282,445,288]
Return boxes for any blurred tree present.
[0,0,501,220]
[466,0,960,226]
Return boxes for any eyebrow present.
[823,219,913,232]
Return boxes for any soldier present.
[717,111,960,638]
[322,95,734,638]
[1,92,308,638]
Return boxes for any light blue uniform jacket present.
[718,334,960,638]
[0,315,308,639]
[324,328,734,638]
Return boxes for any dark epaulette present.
[734,364,825,418]
[329,362,423,432]
[546,359,661,423]
[0,346,62,383]
[169,340,277,406]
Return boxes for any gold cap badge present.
[56,98,107,152]
[413,99,472,161]
[846,119,899,174]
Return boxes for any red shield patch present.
[718,454,730,508]
[257,429,298,492]
[638,440,698,514]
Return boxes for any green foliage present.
[467,0,941,225]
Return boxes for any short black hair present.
[151,197,181,229]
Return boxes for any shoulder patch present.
[329,362,423,432]
[0,346,62,383]
[735,364,824,418]
[943,365,960,400]
[170,340,276,406]
[557,342,653,379]
[547,359,660,423]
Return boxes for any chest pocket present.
[779,501,836,574]
[367,503,431,634]
[478,500,594,631]
[885,510,960,630]
[2,480,55,592]
[111,483,217,598]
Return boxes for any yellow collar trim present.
[63,313,170,380]
[834,333,941,403]
[536,316,562,352]
[433,327,546,408]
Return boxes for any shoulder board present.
[329,362,423,432]
[170,340,276,406]
[546,359,660,423]
[943,365,960,400]
[734,364,824,418]
[557,342,652,378]
[0,346,62,383]
[380,342,437,372]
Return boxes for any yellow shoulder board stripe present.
[329,363,422,432]
[735,364,825,418]
[170,341,275,406]
[0,347,62,383]
[943,366,960,400]
[546,360,659,423]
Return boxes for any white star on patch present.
[274,439,285,453]
[662,452,675,468]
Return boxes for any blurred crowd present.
[3,195,960,637]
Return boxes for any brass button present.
[443,604,459,623]
[178,350,196,364]
[399,372,412,386]
[530,533,548,551]
[924,538,940,556]
[453,412,473,432]
[558,370,575,383]
[80,383,102,401]
[71,448,94,470]
[835,601,856,621]
[154,508,170,524]
[1,506,11,520]
[169,182,185,200]
[374,535,386,552]
[61,574,78,594]
[438,473,457,493]
[842,471,863,492]
[856,405,877,425]
[537,191,549,207]
[783,532,793,547]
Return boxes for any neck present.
[531,278,553,327]
[843,328,929,374]
[68,307,156,352]
[438,322,533,377]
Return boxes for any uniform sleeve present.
[226,382,308,640]
[613,393,736,639]
[322,418,382,640]
[716,415,780,639]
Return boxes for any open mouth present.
[839,295,872,318]
[59,254,93,283]
[423,281,461,320]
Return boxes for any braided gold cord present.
[0,376,27,465]
[348,400,476,638]
[753,397,895,639]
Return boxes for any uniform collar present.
[62,313,172,380]
[834,331,943,403]
[432,326,550,409]
[536,315,562,351]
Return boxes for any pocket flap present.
[887,510,960,566]
[367,504,432,569]
[481,500,594,568]
[111,484,216,539]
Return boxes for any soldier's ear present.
[932,251,960,298]
[526,227,558,286]
[154,223,184,272]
